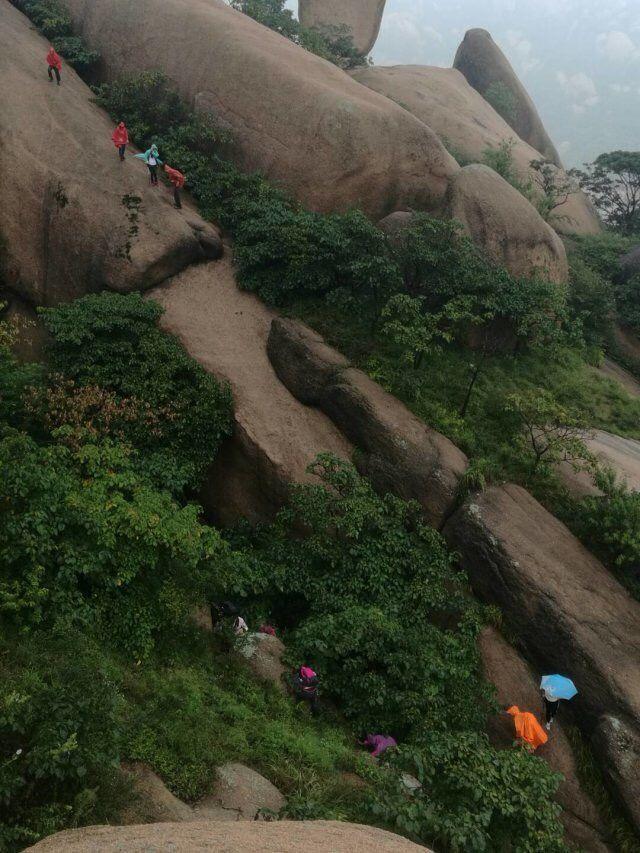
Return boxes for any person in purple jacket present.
[361,733,398,759]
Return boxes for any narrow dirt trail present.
[150,252,352,521]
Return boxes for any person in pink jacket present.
[362,734,397,759]
[46,47,62,85]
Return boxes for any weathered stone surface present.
[444,165,568,282]
[454,28,562,168]
[239,633,287,693]
[593,715,640,832]
[119,764,197,825]
[352,64,601,237]
[0,2,213,307]
[445,484,640,830]
[618,245,640,282]
[558,429,640,498]
[268,318,468,527]
[299,0,387,55]
[26,820,432,852]
[208,763,285,820]
[479,629,610,852]
[61,0,458,220]
[150,256,352,526]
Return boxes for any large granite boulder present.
[26,820,432,852]
[558,429,640,498]
[444,165,568,283]
[351,65,601,237]
[445,484,640,830]
[267,318,468,528]
[0,2,216,307]
[204,763,285,820]
[61,0,457,221]
[479,629,609,852]
[239,633,287,693]
[454,28,562,168]
[299,0,387,55]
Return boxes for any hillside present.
[2,1,640,852]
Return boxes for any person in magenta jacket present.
[362,734,397,759]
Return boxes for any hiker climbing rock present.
[360,733,397,760]
[292,665,319,716]
[233,615,249,636]
[505,706,548,750]
[135,144,163,185]
[210,600,239,630]
[164,164,185,209]
[111,122,129,161]
[540,675,578,730]
[46,46,62,85]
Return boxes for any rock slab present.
[454,28,562,168]
[206,763,285,820]
[61,0,457,220]
[479,629,609,852]
[267,317,468,527]
[352,64,600,237]
[445,483,640,831]
[299,0,387,55]
[0,2,215,306]
[26,820,432,852]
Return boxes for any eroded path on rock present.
[150,253,352,521]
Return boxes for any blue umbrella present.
[540,675,578,701]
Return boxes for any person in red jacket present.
[111,122,129,162]
[164,164,185,209]
[46,47,62,85]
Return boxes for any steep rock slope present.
[559,429,640,497]
[267,317,469,528]
[61,0,457,220]
[298,0,387,55]
[480,628,610,852]
[445,484,640,831]
[351,65,600,237]
[0,2,215,306]
[454,28,562,168]
[26,820,431,852]
[444,164,568,282]
[150,255,352,525]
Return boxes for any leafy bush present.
[0,430,227,656]
[371,739,566,853]
[0,633,124,852]
[570,151,640,234]
[567,257,615,349]
[40,293,232,493]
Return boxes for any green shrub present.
[11,0,99,72]
[0,633,124,852]
[568,233,636,282]
[371,739,566,852]
[567,256,615,349]
[0,430,227,656]
[40,293,232,494]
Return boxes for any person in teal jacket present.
[135,144,163,186]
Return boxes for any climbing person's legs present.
[148,165,158,185]
[544,698,559,729]
[173,186,182,209]
[118,144,126,161]
[48,66,61,84]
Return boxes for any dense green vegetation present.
[11,0,99,73]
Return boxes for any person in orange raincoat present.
[111,122,129,162]
[506,706,548,751]
[164,164,185,209]
[46,47,62,85]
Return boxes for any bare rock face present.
[61,0,457,220]
[593,715,640,833]
[239,633,287,693]
[26,820,432,852]
[454,28,562,168]
[444,484,640,831]
[558,429,640,498]
[206,763,285,820]
[299,0,387,55]
[351,65,601,237]
[0,2,215,307]
[479,629,610,853]
[119,764,198,825]
[444,165,568,283]
[267,318,468,528]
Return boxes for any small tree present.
[505,389,593,473]
[570,151,640,234]
[530,159,575,222]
